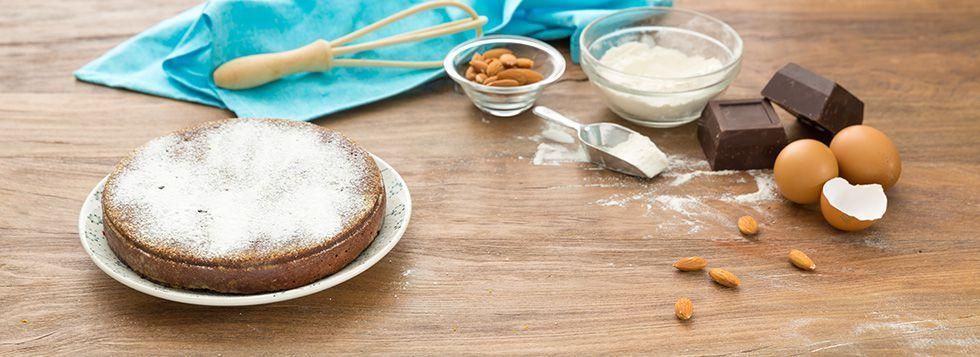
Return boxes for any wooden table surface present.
[2,0,978,355]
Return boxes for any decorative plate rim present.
[78,154,411,306]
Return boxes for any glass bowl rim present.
[443,35,566,94]
[578,6,743,82]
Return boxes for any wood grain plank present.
[1,0,978,355]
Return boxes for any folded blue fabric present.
[76,0,671,121]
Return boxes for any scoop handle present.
[532,106,582,131]
[212,40,333,90]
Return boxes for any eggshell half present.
[774,139,839,204]
[820,177,888,231]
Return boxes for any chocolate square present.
[762,63,864,133]
[697,98,789,170]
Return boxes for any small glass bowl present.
[579,7,743,128]
[444,35,566,117]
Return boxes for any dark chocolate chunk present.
[697,98,789,170]
[784,117,834,145]
[762,63,863,133]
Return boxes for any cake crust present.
[102,192,384,293]
[101,119,385,294]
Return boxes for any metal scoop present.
[532,106,667,178]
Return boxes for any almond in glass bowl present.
[444,35,565,117]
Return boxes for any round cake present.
[101,119,385,294]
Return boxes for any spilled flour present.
[723,173,778,204]
[517,122,779,233]
[540,128,575,144]
[532,143,589,166]
[593,155,778,233]
[669,169,738,186]
[522,123,590,166]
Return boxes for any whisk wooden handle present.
[213,40,332,90]
[212,0,485,90]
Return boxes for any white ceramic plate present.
[78,155,411,306]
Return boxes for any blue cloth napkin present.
[75,0,671,121]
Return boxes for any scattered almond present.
[708,268,740,288]
[672,256,707,272]
[499,53,517,67]
[487,79,521,87]
[497,68,544,85]
[515,58,534,68]
[471,53,483,62]
[464,66,476,80]
[675,298,693,321]
[482,48,513,59]
[737,215,758,235]
[475,73,487,84]
[789,249,816,271]
[484,75,498,83]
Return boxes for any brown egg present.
[774,139,839,204]
[830,125,901,190]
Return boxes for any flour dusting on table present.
[522,123,590,166]
[532,143,589,166]
[593,155,778,233]
[517,121,779,232]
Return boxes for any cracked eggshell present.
[820,177,888,231]
[774,139,839,204]
[830,125,902,190]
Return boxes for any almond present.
[482,48,513,59]
[515,58,534,68]
[464,66,477,80]
[709,268,740,288]
[484,75,498,83]
[499,53,517,67]
[475,73,487,84]
[672,256,707,271]
[737,215,758,235]
[497,68,544,85]
[471,52,484,62]
[675,298,693,321]
[470,60,488,73]
[487,79,521,87]
[789,249,816,271]
[486,59,504,76]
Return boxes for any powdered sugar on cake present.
[106,120,377,259]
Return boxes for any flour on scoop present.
[106,120,376,259]
[601,131,669,178]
